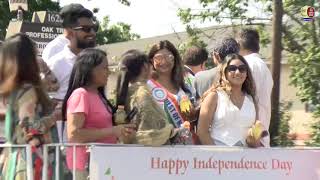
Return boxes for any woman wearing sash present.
[197,54,263,147]
[147,40,196,145]
[116,49,178,145]
[0,34,59,180]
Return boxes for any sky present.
[58,0,216,38]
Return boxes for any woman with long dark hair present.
[197,54,262,147]
[116,49,176,145]
[147,40,195,144]
[62,48,135,179]
[0,33,59,180]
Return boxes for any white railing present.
[42,143,144,180]
[42,143,92,180]
[3,143,320,180]
[0,144,33,180]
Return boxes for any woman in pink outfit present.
[62,48,135,179]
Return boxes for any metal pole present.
[42,145,49,180]
[55,145,60,180]
[72,145,76,180]
[25,145,34,180]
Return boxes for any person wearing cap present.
[46,6,97,148]
[47,5,97,101]
[42,3,84,63]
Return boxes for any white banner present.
[89,146,320,180]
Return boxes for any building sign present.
[6,21,63,54]
[90,146,320,180]
[32,11,63,25]
[6,11,63,54]
[21,23,63,41]
[9,0,28,11]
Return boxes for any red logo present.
[307,7,315,17]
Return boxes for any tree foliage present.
[283,0,320,146]
[272,101,294,147]
[96,16,140,45]
[177,0,272,47]
[0,0,60,40]
[0,0,139,44]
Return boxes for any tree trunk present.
[270,0,283,146]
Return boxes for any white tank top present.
[210,90,256,146]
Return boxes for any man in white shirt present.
[47,6,97,101]
[47,5,97,143]
[238,29,274,147]
[42,4,84,63]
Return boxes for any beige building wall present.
[276,64,314,135]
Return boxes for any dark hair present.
[62,48,114,121]
[203,54,256,104]
[183,46,208,66]
[214,38,240,60]
[60,3,84,17]
[148,40,191,94]
[61,7,93,28]
[116,49,149,106]
[238,29,260,52]
[0,33,52,112]
[220,54,256,99]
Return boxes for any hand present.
[112,124,136,138]
[50,108,61,127]
[246,135,262,148]
[51,101,62,121]
[170,128,180,138]
[181,104,198,121]
[28,137,41,147]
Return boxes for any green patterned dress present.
[0,84,59,180]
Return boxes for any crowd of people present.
[0,3,273,180]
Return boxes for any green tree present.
[96,16,140,45]
[273,101,294,147]
[1,0,138,44]
[0,0,60,40]
[177,0,320,146]
[283,1,320,146]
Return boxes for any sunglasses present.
[226,64,247,73]
[153,54,174,63]
[73,25,99,33]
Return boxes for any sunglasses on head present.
[226,64,247,73]
[72,25,99,33]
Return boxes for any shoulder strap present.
[4,86,33,143]
[4,91,18,143]
[184,66,195,76]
